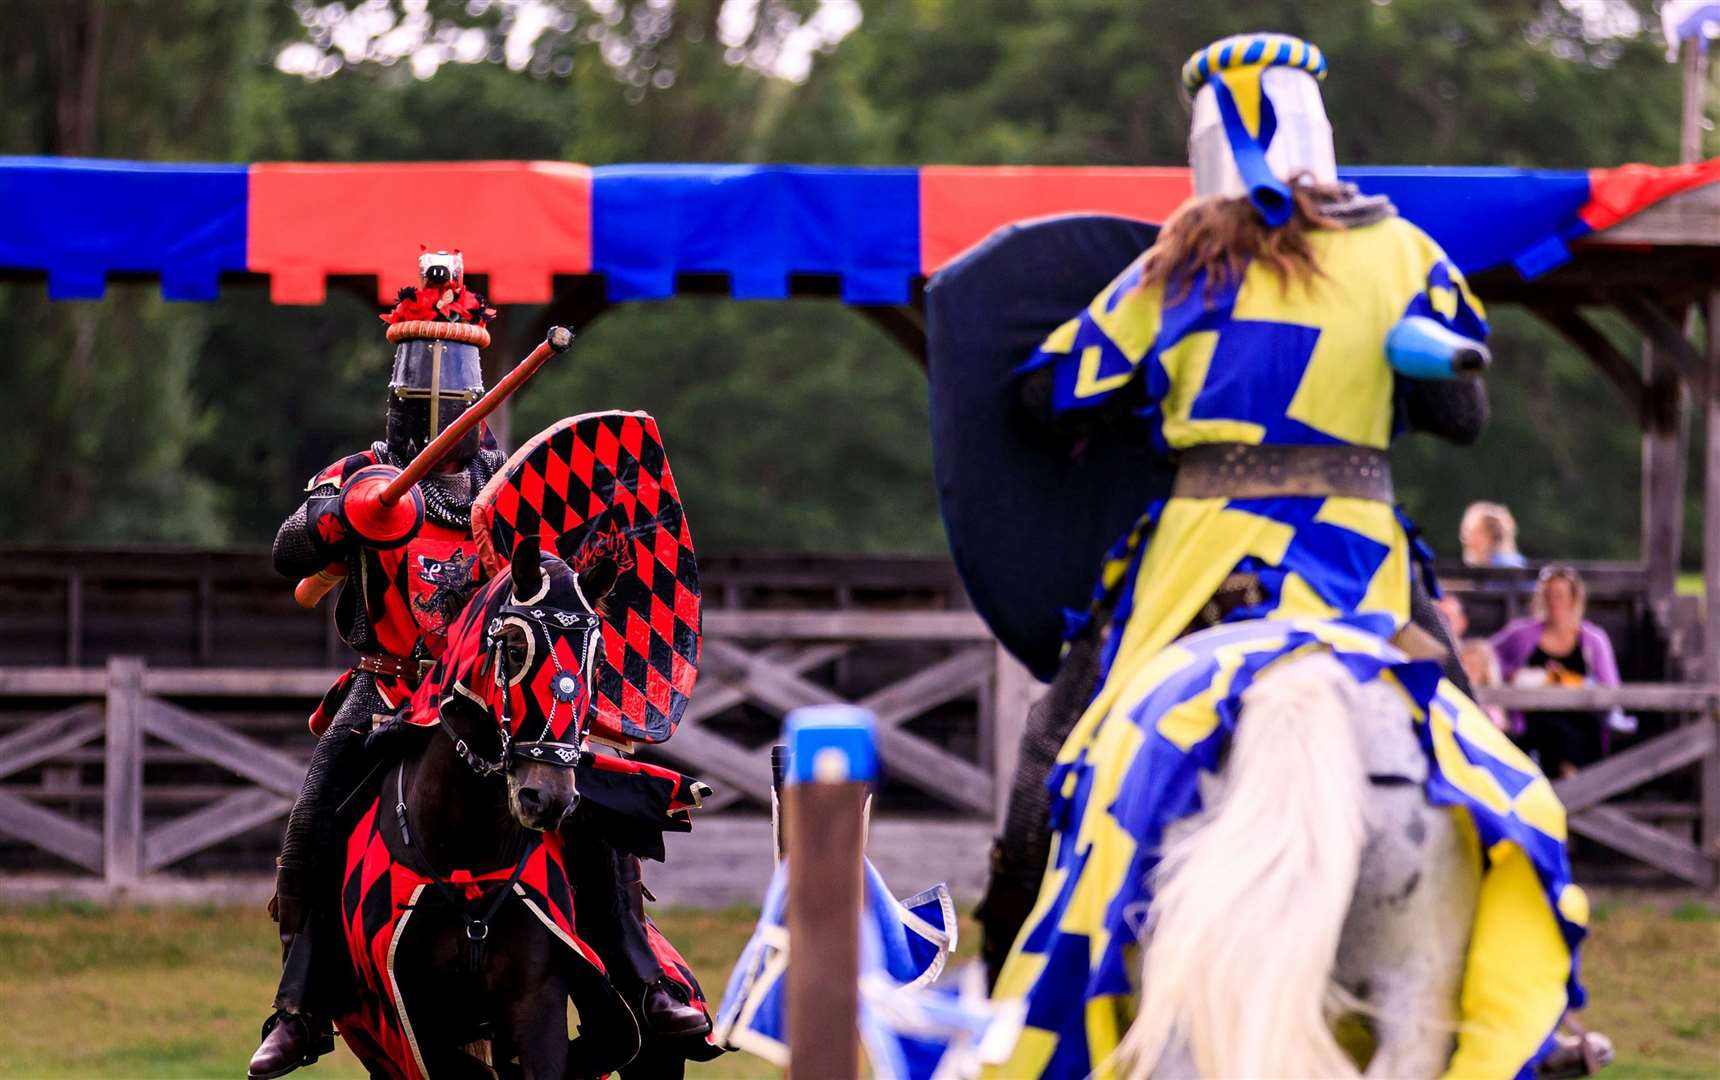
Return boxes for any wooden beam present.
[0,668,107,695]
[643,722,776,808]
[103,657,146,885]
[853,304,927,366]
[1569,805,1715,886]
[1552,720,1717,813]
[1614,290,1705,391]
[701,640,995,813]
[143,789,292,872]
[1588,177,1720,250]
[0,789,102,871]
[1478,684,1720,712]
[857,647,993,729]
[683,644,848,724]
[0,703,103,780]
[143,668,341,696]
[1525,304,1645,426]
[706,610,991,642]
[141,699,307,798]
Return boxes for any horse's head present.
[434,534,617,832]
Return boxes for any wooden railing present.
[2,660,1716,893]
[0,607,1037,890]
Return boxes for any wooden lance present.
[292,325,576,609]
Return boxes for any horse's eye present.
[507,639,529,671]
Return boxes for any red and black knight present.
[253,251,506,1078]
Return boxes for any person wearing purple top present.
[1490,565,1621,777]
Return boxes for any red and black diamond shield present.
[472,412,700,745]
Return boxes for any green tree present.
[1,0,1711,565]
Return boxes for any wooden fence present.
[0,613,1035,893]
[3,658,1717,895]
[0,549,1716,897]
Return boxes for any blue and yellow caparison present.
[990,32,1585,1080]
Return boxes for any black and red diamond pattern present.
[473,412,700,745]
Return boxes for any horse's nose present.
[517,786,550,818]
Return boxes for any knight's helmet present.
[381,250,493,463]
[1183,33,1336,227]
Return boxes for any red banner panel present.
[248,162,592,304]
[919,166,1191,274]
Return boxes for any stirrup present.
[250,1011,335,1079]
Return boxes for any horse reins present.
[394,760,540,975]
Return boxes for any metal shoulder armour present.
[305,450,382,492]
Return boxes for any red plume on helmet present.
[381,247,498,338]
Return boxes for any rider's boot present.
[618,854,711,1038]
[248,864,336,1079]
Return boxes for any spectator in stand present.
[1460,501,1528,568]
[1459,637,1509,731]
[1491,565,1620,778]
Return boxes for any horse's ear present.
[511,534,543,602]
[577,557,620,607]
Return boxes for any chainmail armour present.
[269,445,505,1020]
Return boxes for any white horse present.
[1118,651,1479,1079]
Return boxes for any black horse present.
[328,536,708,1079]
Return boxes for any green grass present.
[0,896,1711,1077]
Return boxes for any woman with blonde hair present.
[1462,500,1527,567]
[1492,565,1621,777]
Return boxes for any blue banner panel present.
[0,156,248,300]
[1341,167,1593,278]
[591,165,920,304]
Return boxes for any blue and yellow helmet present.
[1183,33,1336,227]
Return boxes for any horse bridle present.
[443,596,602,778]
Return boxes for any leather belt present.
[357,654,434,685]
[1173,442,1393,502]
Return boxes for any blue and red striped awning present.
[2,156,1716,305]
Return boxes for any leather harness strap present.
[357,653,435,684]
[1172,442,1393,503]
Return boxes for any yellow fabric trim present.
[1444,843,1571,1079]
[1356,541,1410,619]
[1312,496,1398,546]
[1511,777,1569,844]
[1157,329,1218,436]
[1164,417,1267,446]
[1271,571,1338,620]
[1075,344,1135,399]
[1042,315,1079,355]
[1085,265,1162,365]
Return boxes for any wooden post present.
[784,706,875,1080]
[1705,290,1720,885]
[1642,338,1688,622]
[1707,289,1720,684]
[1703,710,1720,888]
[64,571,81,666]
[103,656,145,886]
[1682,43,1709,166]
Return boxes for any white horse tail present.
[1121,651,1369,1079]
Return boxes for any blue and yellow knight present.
[985,34,1587,1079]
